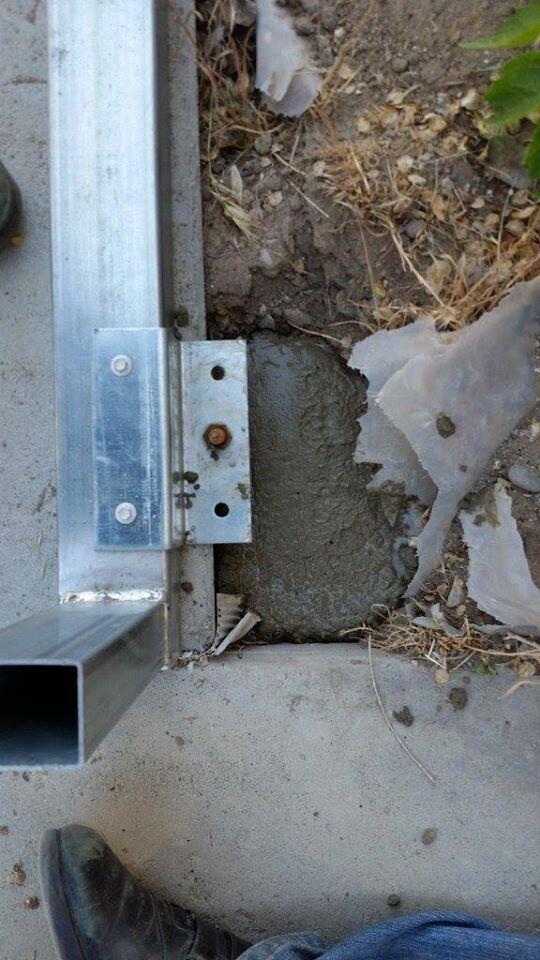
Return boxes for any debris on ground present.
[320,86,540,333]
[213,594,261,654]
[350,277,540,595]
[256,0,320,116]
[177,594,261,666]
[10,863,26,886]
[446,576,466,609]
[392,705,414,727]
[23,896,40,910]
[461,484,540,633]
[507,463,540,493]
[421,827,438,845]
[387,894,402,908]
[448,686,468,710]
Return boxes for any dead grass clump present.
[194,1,276,235]
[345,607,540,683]
[317,88,540,330]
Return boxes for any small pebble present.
[24,896,40,910]
[421,828,438,846]
[392,705,414,727]
[436,413,456,438]
[387,894,401,908]
[507,464,540,494]
[392,56,409,73]
[446,576,465,608]
[259,248,283,279]
[259,314,276,331]
[404,219,423,240]
[506,219,525,237]
[296,15,315,35]
[320,8,338,30]
[262,173,282,193]
[0,826,9,836]
[283,306,310,326]
[254,133,272,157]
[449,687,468,711]
[450,159,476,191]
[267,190,283,208]
[10,863,26,886]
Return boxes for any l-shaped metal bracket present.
[93,331,251,550]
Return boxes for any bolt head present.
[204,424,231,449]
[115,501,137,525]
[111,354,133,377]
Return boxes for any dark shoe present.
[0,161,21,249]
[40,824,251,960]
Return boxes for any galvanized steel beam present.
[0,0,251,768]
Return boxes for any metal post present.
[0,605,163,769]
[0,0,252,768]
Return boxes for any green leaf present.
[524,120,540,178]
[485,51,540,124]
[461,1,540,49]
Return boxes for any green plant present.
[462,1,540,180]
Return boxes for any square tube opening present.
[0,665,79,767]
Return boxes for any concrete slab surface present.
[0,644,539,960]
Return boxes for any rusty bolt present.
[204,423,231,449]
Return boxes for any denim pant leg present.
[238,911,540,960]
[238,932,327,960]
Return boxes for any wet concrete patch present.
[217,335,405,637]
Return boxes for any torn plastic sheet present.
[348,319,448,503]
[256,0,320,116]
[381,279,540,594]
[350,277,540,595]
[461,484,540,633]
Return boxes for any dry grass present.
[316,88,540,330]
[192,6,540,679]
[194,2,539,332]
[192,1,275,234]
[343,607,540,681]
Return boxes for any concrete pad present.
[0,644,539,959]
[218,337,404,637]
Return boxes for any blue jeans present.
[239,912,540,960]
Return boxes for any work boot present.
[40,824,251,960]
[0,161,21,249]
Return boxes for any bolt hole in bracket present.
[93,331,252,549]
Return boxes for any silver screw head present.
[110,354,133,377]
[115,501,137,525]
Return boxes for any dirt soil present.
[193,0,540,674]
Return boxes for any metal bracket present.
[181,340,252,545]
[93,332,251,550]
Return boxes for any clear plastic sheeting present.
[349,278,540,594]
[256,0,320,116]
[461,484,540,633]
[348,319,447,503]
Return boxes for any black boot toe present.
[40,825,250,960]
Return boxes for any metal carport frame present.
[0,0,251,768]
